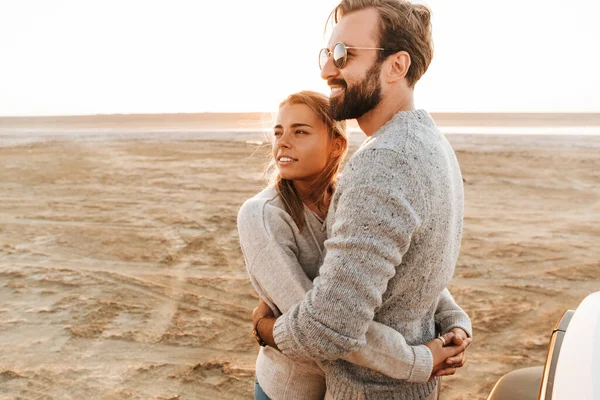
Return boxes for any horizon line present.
[1,110,600,118]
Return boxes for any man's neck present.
[356,92,415,136]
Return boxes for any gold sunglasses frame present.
[319,42,386,70]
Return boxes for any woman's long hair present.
[268,91,348,231]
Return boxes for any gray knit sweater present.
[238,186,471,399]
[272,109,466,399]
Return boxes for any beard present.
[330,60,383,121]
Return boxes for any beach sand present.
[0,131,599,399]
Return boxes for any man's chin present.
[331,103,362,121]
[329,89,345,99]
[330,100,346,121]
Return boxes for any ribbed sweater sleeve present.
[436,288,473,338]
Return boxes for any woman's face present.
[273,103,333,183]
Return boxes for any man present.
[253,1,471,398]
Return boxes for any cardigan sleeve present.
[237,199,313,316]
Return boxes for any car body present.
[487,291,600,400]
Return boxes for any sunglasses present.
[319,42,386,70]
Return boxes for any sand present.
[0,130,599,399]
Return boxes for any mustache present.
[327,79,347,88]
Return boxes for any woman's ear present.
[330,136,344,158]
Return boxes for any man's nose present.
[320,55,339,81]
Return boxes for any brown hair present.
[268,91,348,231]
[328,0,433,87]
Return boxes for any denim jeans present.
[254,378,271,400]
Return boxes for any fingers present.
[450,328,468,345]
[425,332,455,353]
[461,337,473,351]
[258,298,270,310]
[434,367,457,377]
[445,352,464,366]
[256,299,274,317]
[252,301,273,326]
[451,335,463,346]
[438,332,455,347]
[442,338,472,358]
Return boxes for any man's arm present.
[241,200,445,382]
[436,288,472,338]
[272,148,425,361]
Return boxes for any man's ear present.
[385,51,411,83]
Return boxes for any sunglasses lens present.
[333,43,346,68]
[319,48,329,70]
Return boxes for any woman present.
[237,91,472,400]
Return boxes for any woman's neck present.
[293,180,330,219]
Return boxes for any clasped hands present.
[425,328,472,379]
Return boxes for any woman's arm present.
[238,200,313,317]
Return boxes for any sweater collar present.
[371,109,435,138]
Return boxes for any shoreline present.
[1,127,600,137]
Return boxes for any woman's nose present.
[277,132,292,148]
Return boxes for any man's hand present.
[429,328,472,378]
[443,328,469,367]
[425,331,472,379]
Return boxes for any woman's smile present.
[277,155,298,167]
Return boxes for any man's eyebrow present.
[273,123,313,129]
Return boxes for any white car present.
[487,291,600,400]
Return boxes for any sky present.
[0,0,599,116]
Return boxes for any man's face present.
[321,8,384,121]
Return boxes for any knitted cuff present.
[440,314,473,338]
[408,344,434,383]
[272,315,297,356]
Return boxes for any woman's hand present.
[251,298,278,349]
[425,332,472,378]
[252,298,274,327]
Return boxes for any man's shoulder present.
[337,111,446,192]
[366,110,438,150]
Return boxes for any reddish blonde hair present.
[268,91,348,230]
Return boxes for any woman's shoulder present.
[238,186,293,234]
[239,186,285,214]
